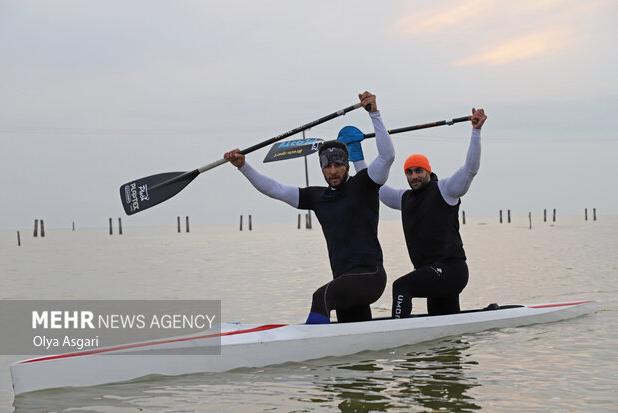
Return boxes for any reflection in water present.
[13,339,481,413]
[12,377,170,413]
[317,338,481,413]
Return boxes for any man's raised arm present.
[224,149,299,208]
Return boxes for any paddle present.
[262,137,325,163]
[263,115,471,162]
[119,103,363,215]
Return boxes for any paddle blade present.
[119,171,198,215]
[263,137,323,163]
[337,126,364,143]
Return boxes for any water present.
[1,216,616,412]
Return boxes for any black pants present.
[392,260,469,318]
[311,265,387,323]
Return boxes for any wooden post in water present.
[118,218,123,235]
[40,220,45,237]
[302,129,313,230]
[528,212,532,230]
[297,214,301,229]
[17,231,21,247]
[593,208,597,221]
[544,209,547,223]
[585,208,588,221]
[177,216,181,233]
[462,210,466,225]
[507,210,511,223]
[72,221,75,231]
[553,209,556,223]
[109,218,113,235]
[249,215,253,231]
[185,216,190,233]
[239,215,243,231]
[499,210,503,223]
[33,219,39,237]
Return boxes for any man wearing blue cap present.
[224,91,394,324]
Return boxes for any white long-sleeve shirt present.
[379,128,481,210]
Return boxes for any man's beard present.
[410,178,430,191]
[326,172,348,188]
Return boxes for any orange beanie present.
[403,154,431,173]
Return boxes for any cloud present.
[392,0,492,35]
[390,0,571,37]
[453,27,571,66]
[391,0,602,38]
[390,0,611,67]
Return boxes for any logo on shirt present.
[430,266,443,276]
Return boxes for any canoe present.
[11,300,596,395]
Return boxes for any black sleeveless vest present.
[400,174,466,268]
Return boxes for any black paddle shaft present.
[261,115,473,164]
[148,102,363,190]
[363,116,471,138]
[239,103,362,156]
[120,102,362,215]
[149,102,363,189]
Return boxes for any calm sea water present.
[1,215,616,412]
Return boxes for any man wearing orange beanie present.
[379,108,487,317]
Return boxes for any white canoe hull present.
[11,300,596,395]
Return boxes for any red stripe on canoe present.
[19,323,287,364]
[528,300,593,309]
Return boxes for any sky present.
[1,0,617,230]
